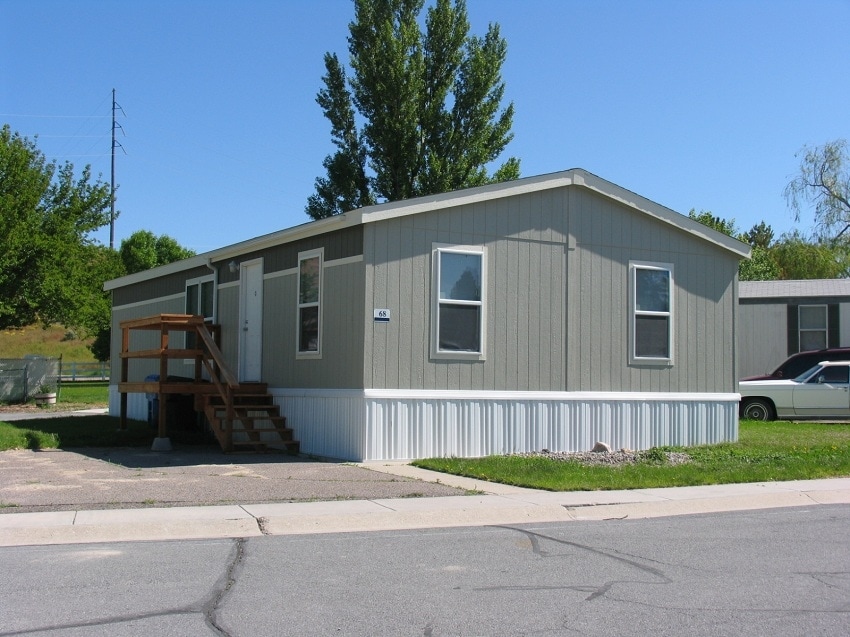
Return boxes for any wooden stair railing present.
[193,322,299,454]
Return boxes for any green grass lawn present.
[0,415,153,450]
[58,381,109,406]
[0,381,149,449]
[2,415,849,491]
[412,420,850,490]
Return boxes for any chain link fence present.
[0,356,61,404]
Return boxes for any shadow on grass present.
[6,415,155,449]
[1,414,306,469]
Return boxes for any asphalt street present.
[3,506,849,636]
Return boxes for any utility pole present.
[110,88,125,249]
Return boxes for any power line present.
[0,113,112,118]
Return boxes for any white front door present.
[238,259,263,382]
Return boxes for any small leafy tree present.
[738,246,781,281]
[119,229,195,274]
[307,0,520,219]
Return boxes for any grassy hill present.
[0,325,97,362]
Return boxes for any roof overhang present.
[355,168,751,259]
[104,168,750,291]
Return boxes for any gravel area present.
[518,449,693,466]
[0,447,468,514]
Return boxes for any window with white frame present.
[297,249,322,356]
[185,275,215,349]
[630,261,673,364]
[432,245,486,359]
[186,277,215,321]
[799,304,828,351]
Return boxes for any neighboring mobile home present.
[738,279,850,378]
[105,169,751,461]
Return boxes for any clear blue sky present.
[3,0,848,253]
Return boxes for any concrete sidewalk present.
[2,462,849,547]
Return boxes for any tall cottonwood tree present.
[785,139,850,242]
[306,0,520,220]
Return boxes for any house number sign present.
[374,309,391,322]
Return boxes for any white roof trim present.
[104,211,359,290]
[104,168,749,291]
[357,168,750,258]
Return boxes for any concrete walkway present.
[2,460,848,547]
[2,407,849,547]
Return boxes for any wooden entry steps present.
[198,382,299,454]
[118,314,300,454]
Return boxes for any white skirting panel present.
[362,391,739,461]
[109,385,149,422]
[109,386,740,462]
[276,389,739,462]
[271,388,367,461]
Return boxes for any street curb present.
[2,478,849,547]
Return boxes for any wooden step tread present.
[203,394,275,405]
[207,412,285,422]
[231,440,300,450]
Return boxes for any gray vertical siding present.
[737,302,787,377]
[364,188,570,391]
[109,180,740,398]
[365,184,740,394]
[566,187,739,394]
[259,261,365,389]
[216,285,240,372]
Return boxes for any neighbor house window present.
[297,249,322,356]
[630,261,673,364]
[799,305,827,351]
[432,244,486,360]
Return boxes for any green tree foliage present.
[738,246,781,281]
[770,230,848,280]
[306,0,519,220]
[0,125,113,330]
[689,207,848,281]
[742,221,774,249]
[688,209,739,237]
[119,229,195,274]
[78,245,125,361]
[785,139,850,242]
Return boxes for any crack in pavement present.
[0,537,248,637]
[203,537,246,636]
[484,525,672,602]
[0,608,206,636]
